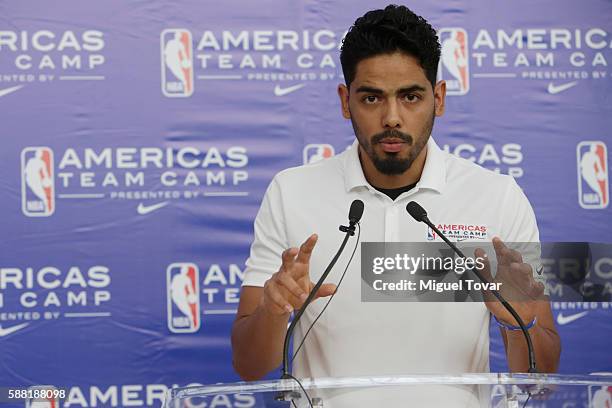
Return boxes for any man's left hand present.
[475,237,546,326]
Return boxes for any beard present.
[350,111,435,176]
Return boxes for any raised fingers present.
[492,237,523,265]
[296,234,318,264]
[280,247,298,273]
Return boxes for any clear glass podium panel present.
[164,373,612,408]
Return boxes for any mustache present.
[371,129,413,145]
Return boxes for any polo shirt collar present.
[343,136,446,194]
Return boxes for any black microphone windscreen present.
[348,199,364,223]
[406,201,427,222]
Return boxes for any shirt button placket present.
[384,204,400,242]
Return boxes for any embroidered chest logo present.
[427,223,488,241]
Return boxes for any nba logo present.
[161,29,194,97]
[167,263,200,333]
[303,144,335,164]
[21,147,55,217]
[427,227,437,241]
[438,28,469,95]
[577,141,609,209]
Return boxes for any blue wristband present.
[493,315,537,331]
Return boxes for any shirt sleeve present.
[500,177,547,292]
[242,176,288,287]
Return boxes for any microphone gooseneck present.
[406,201,538,373]
[281,200,364,378]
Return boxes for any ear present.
[337,84,351,119]
[433,80,446,117]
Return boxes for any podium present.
[164,373,612,407]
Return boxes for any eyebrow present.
[355,85,427,94]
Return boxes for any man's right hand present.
[260,234,337,316]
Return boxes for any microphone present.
[406,201,537,373]
[281,200,364,378]
[406,201,428,223]
[348,199,365,224]
[340,199,364,235]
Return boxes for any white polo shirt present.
[243,137,540,407]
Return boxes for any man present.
[232,5,560,406]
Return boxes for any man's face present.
[338,52,446,176]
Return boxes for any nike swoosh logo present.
[547,81,577,94]
[0,323,29,337]
[0,85,24,98]
[137,201,169,215]
[535,265,544,275]
[274,83,305,96]
[556,311,588,325]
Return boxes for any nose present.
[382,99,402,129]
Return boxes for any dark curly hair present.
[340,5,441,89]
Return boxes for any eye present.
[363,95,379,104]
[403,94,420,103]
